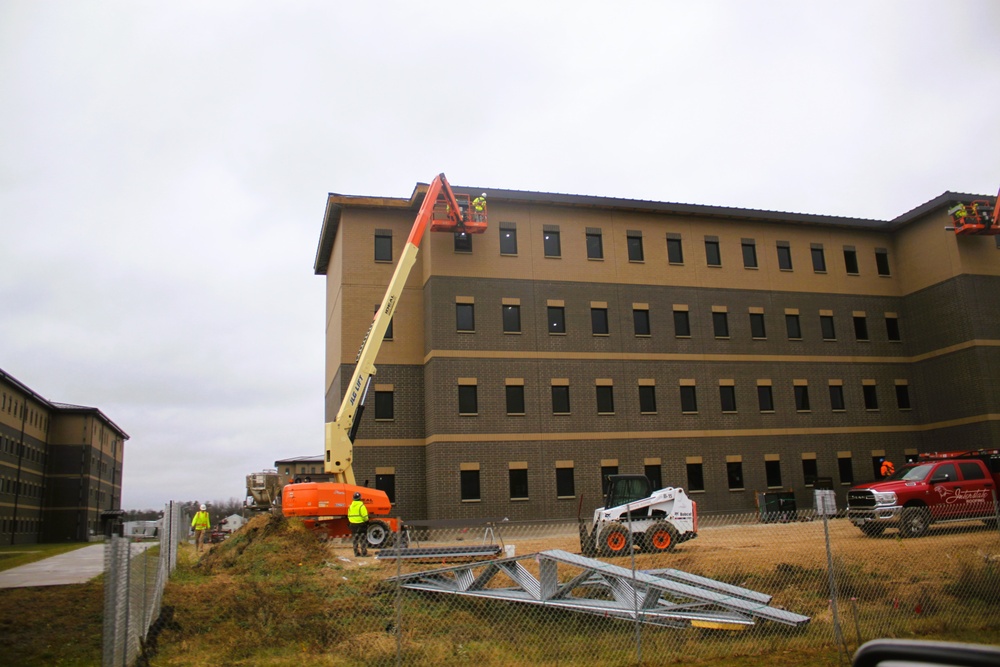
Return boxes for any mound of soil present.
[196,513,329,575]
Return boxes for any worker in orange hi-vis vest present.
[880,459,895,478]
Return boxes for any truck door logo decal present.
[934,486,990,505]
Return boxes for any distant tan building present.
[0,369,128,543]
[315,182,999,521]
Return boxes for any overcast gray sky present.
[2,1,998,510]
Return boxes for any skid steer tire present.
[365,520,392,549]
[643,521,679,553]
[599,522,631,557]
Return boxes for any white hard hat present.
[200,504,206,511]
[481,193,487,197]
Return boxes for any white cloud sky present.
[1,1,998,509]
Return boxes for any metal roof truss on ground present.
[388,549,810,630]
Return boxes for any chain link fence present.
[102,501,183,667]
[353,503,1000,665]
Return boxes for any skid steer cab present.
[579,474,697,558]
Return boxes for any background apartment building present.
[0,370,128,543]
[315,183,999,522]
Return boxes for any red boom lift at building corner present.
[282,174,487,548]
[946,185,1000,236]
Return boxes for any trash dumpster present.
[757,491,797,523]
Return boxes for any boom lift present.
[283,174,487,548]
[946,186,1000,235]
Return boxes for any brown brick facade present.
[319,184,1000,521]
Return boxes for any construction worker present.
[348,491,369,556]
[472,193,487,222]
[191,504,211,552]
[881,459,895,478]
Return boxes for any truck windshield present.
[887,464,932,482]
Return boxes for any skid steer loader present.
[579,474,698,557]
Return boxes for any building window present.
[785,313,802,340]
[741,240,758,268]
[596,385,615,414]
[374,390,394,420]
[720,385,737,413]
[686,462,705,492]
[875,248,891,276]
[591,307,609,335]
[667,235,684,264]
[375,305,393,340]
[885,315,901,342]
[705,238,722,267]
[765,459,782,487]
[460,469,481,501]
[456,303,475,332]
[895,383,911,410]
[499,225,518,255]
[645,464,662,491]
[543,229,561,257]
[749,312,766,339]
[853,315,869,341]
[820,314,836,341]
[713,311,729,338]
[454,231,472,253]
[638,385,657,414]
[863,383,879,410]
[586,230,603,259]
[374,231,392,262]
[680,385,698,413]
[458,385,478,415]
[829,384,846,411]
[843,247,859,275]
[627,231,644,261]
[777,241,793,270]
[811,244,826,272]
[795,384,811,411]
[838,456,854,485]
[555,466,575,498]
[552,385,571,414]
[509,468,529,499]
[375,472,396,503]
[727,460,744,490]
[601,465,619,494]
[502,304,521,333]
[634,308,651,336]
[758,385,774,412]
[506,384,525,415]
[548,306,566,334]
[673,309,690,337]
[802,458,819,486]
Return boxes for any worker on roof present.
[348,491,370,557]
[880,459,895,478]
[472,193,487,222]
[192,503,211,553]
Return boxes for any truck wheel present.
[365,520,391,549]
[643,522,679,553]
[599,522,631,557]
[899,507,930,538]
[860,523,885,537]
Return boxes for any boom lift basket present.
[430,193,488,234]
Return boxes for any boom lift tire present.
[366,520,393,549]
[599,522,631,557]
[643,521,679,553]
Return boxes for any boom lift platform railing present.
[387,549,811,630]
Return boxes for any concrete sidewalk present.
[0,542,155,589]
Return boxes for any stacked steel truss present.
[388,549,810,629]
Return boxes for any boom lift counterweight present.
[283,174,487,548]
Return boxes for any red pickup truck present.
[847,449,1000,537]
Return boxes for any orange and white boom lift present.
[283,174,487,547]
[946,186,1000,236]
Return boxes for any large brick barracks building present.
[315,182,999,521]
